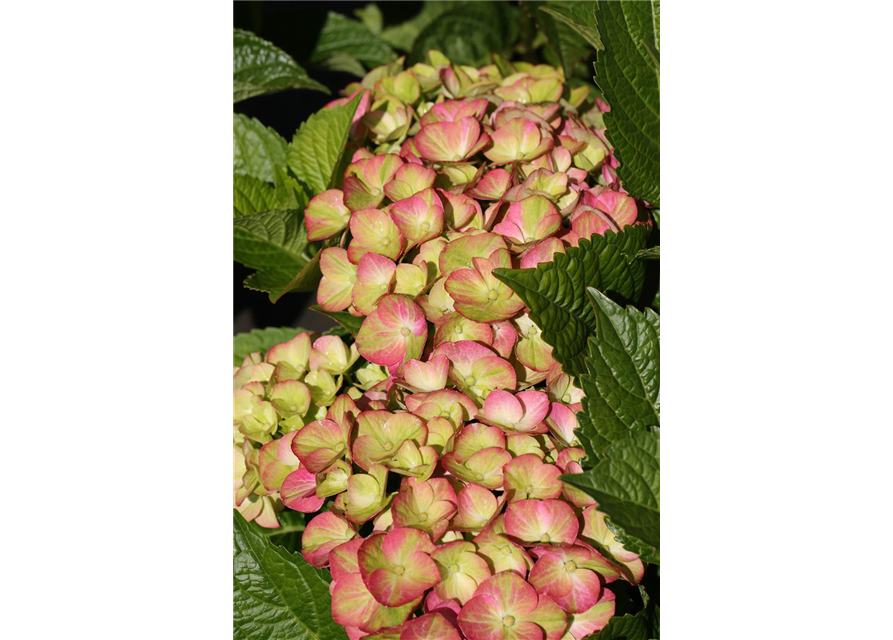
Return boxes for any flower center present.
[349,275,358,284]
[449,563,460,574]
[393,565,405,576]
[473,471,484,481]
[540,533,551,543]
[525,485,534,494]
[465,376,476,386]
[380,283,388,291]
[502,616,515,627]
[421,222,430,231]
[400,327,411,337]
[455,326,463,334]
[370,187,382,197]
[564,561,577,572]
[487,290,498,301]
[418,512,428,522]
[562,394,571,403]
[440,410,451,418]
[382,238,391,247]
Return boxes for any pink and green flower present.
[450,482,501,532]
[305,189,352,241]
[348,208,405,264]
[358,527,441,607]
[484,118,554,164]
[353,252,397,315]
[528,546,614,613]
[504,499,580,546]
[302,511,358,567]
[493,195,563,250]
[502,454,563,503]
[344,154,403,211]
[388,188,445,247]
[332,464,390,524]
[416,117,491,163]
[318,247,359,312]
[431,540,492,604]
[480,389,551,434]
[384,163,436,201]
[458,571,568,640]
[579,506,645,584]
[391,477,458,540]
[434,340,517,404]
[352,410,428,471]
[356,295,428,374]
[292,418,350,473]
[445,249,526,323]
[400,613,461,640]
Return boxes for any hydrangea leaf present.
[593,1,660,206]
[591,603,659,640]
[530,1,601,79]
[380,1,459,52]
[234,113,288,183]
[576,288,660,455]
[233,209,311,302]
[635,246,660,260]
[409,1,518,67]
[492,225,649,377]
[539,2,603,51]
[233,29,328,102]
[233,511,348,640]
[310,12,397,72]
[234,174,282,219]
[233,327,309,366]
[561,429,659,557]
[311,304,365,336]
[287,93,363,197]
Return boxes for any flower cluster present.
[234,51,650,639]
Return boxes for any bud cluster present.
[234,51,650,639]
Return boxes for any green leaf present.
[234,174,281,218]
[636,245,673,260]
[310,12,396,71]
[311,305,365,336]
[316,52,367,78]
[595,606,659,640]
[592,568,660,640]
[492,225,649,377]
[409,2,518,67]
[287,93,362,197]
[593,1,660,206]
[531,1,602,78]
[575,288,659,456]
[604,516,659,566]
[233,327,309,366]
[380,1,458,52]
[562,429,659,557]
[233,511,348,640]
[234,29,328,102]
[233,209,311,302]
[234,113,287,183]
[355,3,384,34]
[540,0,604,53]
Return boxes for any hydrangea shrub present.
[234,37,658,639]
